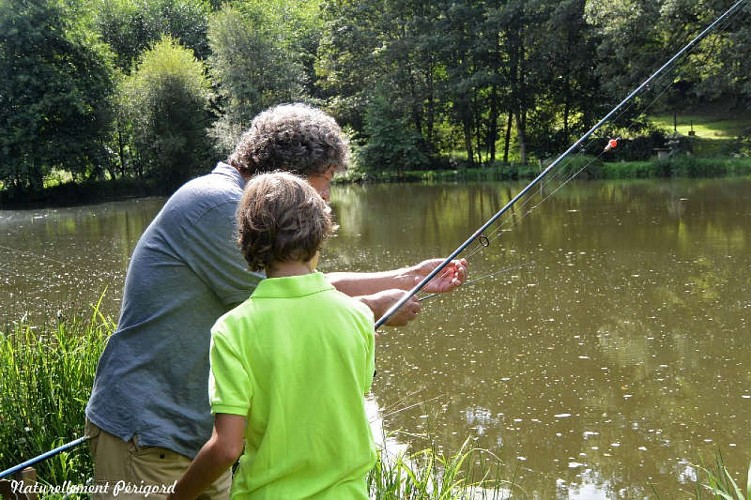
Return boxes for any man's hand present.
[409,258,468,294]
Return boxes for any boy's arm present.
[169,414,246,499]
[354,289,420,327]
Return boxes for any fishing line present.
[429,1,748,269]
[0,243,71,269]
[377,394,444,421]
[419,261,535,303]
[378,0,749,328]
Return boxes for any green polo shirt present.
[209,271,376,499]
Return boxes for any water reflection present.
[0,198,166,323]
[1,179,749,497]
[324,179,750,498]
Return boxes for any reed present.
[694,455,750,500]
[368,438,519,499]
[0,296,112,485]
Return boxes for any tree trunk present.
[464,118,474,168]
[563,73,571,143]
[117,125,127,178]
[425,57,435,153]
[516,109,527,165]
[488,83,499,164]
[503,112,512,163]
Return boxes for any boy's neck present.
[266,260,315,278]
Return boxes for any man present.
[85,103,467,499]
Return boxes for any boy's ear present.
[309,251,320,271]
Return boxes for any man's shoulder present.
[176,167,243,202]
[162,168,243,222]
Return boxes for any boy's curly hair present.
[228,103,350,178]
[237,172,337,272]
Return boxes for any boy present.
[170,172,377,499]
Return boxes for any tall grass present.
[368,438,519,499]
[694,455,750,500]
[0,296,112,484]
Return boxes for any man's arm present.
[326,258,468,327]
[169,414,245,499]
[326,258,468,296]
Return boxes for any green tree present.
[0,0,115,193]
[473,1,510,165]
[584,0,750,131]
[120,36,213,190]
[208,1,312,154]
[664,0,751,107]
[316,0,388,131]
[585,0,665,101]
[93,0,212,72]
[368,0,446,158]
[317,0,449,169]
[524,0,602,157]
[359,91,427,175]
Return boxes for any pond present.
[1,178,749,498]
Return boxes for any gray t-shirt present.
[86,162,263,458]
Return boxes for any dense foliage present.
[0,0,749,196]
[0,0,114,192]
[119,36,213,190]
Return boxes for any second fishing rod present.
[374,0,749,329]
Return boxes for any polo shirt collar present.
[252,271,334,298]
[212,161,246,190]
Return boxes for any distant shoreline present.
[2,156,750,209]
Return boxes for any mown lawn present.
[650,110,751,156]
[651,113,750,138]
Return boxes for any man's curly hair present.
[237,172,337,272]
[228,103,350,178]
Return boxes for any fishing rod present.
[374,0,749,329]
[0,436,88,479]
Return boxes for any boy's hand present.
[359,289,421,327]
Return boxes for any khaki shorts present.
[85,420,232,500]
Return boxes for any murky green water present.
[1,178,749,497]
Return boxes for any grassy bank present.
[1,308,747,498]
[0,305,511,497]
[386,155,751,184]
[0,177,162,209]
[0,302,511,497]
[5,150,751,210]
[650,111,751,157]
